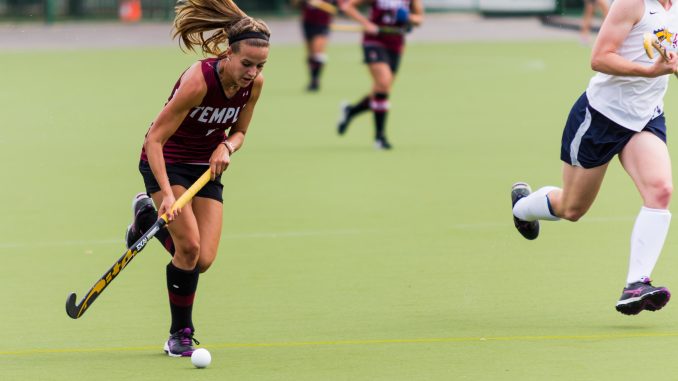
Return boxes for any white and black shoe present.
[511,182,539,240]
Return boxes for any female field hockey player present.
[293,0,344,91]
[337,0,423,150]
[124,0,269,357]
[581,0,610,44]
[511,0,678,316]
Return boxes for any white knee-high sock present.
[513,186,561,221]
[626,207,671,284]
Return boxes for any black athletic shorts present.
[560,92,666,169]
[363,44,402,73]
[139,160,224,203]
[303,22,330,41]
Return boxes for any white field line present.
[0,216,635,250]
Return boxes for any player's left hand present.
[209,144,231,180]
[364,22,379,35]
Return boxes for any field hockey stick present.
[65,168,212,319]
[308,0,337,15]
[642,32,678,79]
[330,23,406,35]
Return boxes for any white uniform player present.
[511,0,678,316]
[588,0,677,131]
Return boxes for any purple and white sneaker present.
[615,277,671,315]
[163,327,199,357]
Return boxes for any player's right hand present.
[652,50,678,77]
[159,194,179,222]
[364,22,379,35]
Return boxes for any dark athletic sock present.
[348,95,371,119]
[135,201,175,256]
[371,92,390,139]
[166,262,199,333]
[308,56,323,86]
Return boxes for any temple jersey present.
[303,0,338,26]
[586,0,678,131]
[363,0,411,54]
[141,58,253,164]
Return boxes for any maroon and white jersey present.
[302,0,338,26]
[141,58,253,164]
[363,0,411,54]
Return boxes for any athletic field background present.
[3,16,678,380]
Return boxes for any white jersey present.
[586,0,678,131]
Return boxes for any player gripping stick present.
[124,0,270,357]
[336,0,423,150]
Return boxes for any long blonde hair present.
[173,0,271,56]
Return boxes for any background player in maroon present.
[338,0,423,149]
[124,0,270,357]
[580,0,609,44]
[293,0,344,91]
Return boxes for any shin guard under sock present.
[166,262,200,333]
[371,92,390,139]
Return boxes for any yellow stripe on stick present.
[308,0,337,15]
[330,23,364,33]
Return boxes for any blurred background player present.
[337,0,423,150]
[292,0,344,91]
[511,0,677,316]
[124,0,269,357]
[580,0,610,44]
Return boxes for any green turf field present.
[3,38,678,380]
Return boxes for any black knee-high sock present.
[136,205,175,256]
[156,229,176,256]
[372,92,390,139]
[348,95,371,119]
[307,57,323,85]
[166,262,199,333]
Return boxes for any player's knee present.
[645,182,673,208]
[374,82,391,93]
[560,207,587,222]
[373,75,392,93]
[175,239,200,261]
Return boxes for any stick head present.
[65,292,80,319]
[644,32,658,59]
